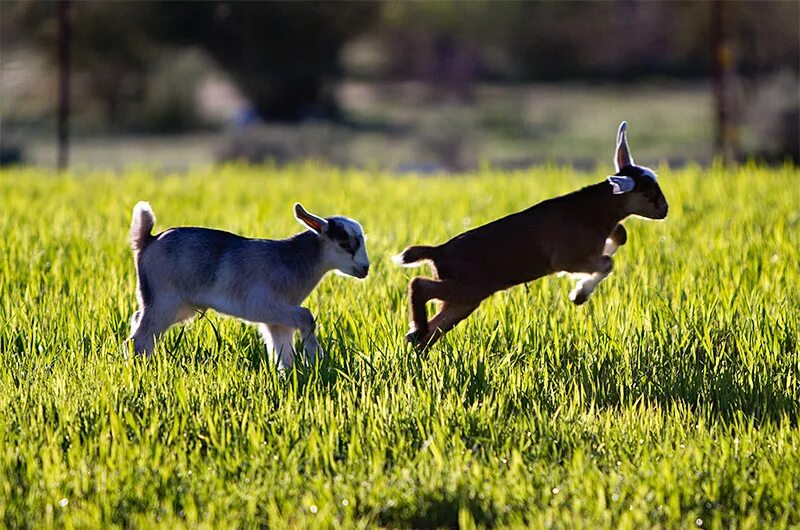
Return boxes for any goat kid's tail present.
[130,201,156,253]
[392,245,438,267]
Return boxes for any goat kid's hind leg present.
[419,302,479,349]
[406,276,433,344]
[130,310,142,330]
[569,255,613,306]
[406,279,490,347]
[129,298,182,355]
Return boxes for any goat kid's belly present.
[436,248,553,286]
[186,284,296,324]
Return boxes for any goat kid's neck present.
[285,230,350,286]
[281,231,327,287]
[580,180,630,231]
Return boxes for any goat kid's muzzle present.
[353,264,370,279]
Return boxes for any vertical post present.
[711,0,736,164]
[57,0,71,170]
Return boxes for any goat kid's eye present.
[338,240,355,254]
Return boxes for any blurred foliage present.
[741,72,800,163]
[1,1,379,122]
[153,2,380,120]
[373,0,799,81]
[135,51,209,133]
[1,1,159,126]
[3,0,797,121]
[1,0,797,161]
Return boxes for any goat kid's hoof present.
[570,288,589,306]
[406,328,423,345]
[406,329,435,352]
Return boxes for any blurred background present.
[1,0,798,172]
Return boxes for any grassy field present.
[1,163,799,529]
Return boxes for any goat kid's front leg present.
[275,305,323,365]
[297,307,324,364]
[260,324,296,369]
[569,255,613,306]
[604,224,627,256]
[253,298,323,368]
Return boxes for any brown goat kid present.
[395,121,668,349]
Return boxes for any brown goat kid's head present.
[607,122,669,220]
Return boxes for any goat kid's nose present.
[356,264,370,278]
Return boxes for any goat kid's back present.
[395,182,622,286]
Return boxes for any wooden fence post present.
[57,0,71,170]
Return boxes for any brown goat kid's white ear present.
[294,203,328,234]
[614,121,635,172]
[608,175,636,194]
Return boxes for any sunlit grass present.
[1,162,798,529]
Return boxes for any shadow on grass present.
[505,342,800,426]
[376,485,495,529]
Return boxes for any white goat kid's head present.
[294,203,370,279]
[607,121,669,220]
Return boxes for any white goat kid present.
[128,202,369,368]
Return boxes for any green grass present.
[1,162,799,529]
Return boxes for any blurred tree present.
[372,0,798,81]
[2,0,796,130]
[1,1,379,123]
[156,1,379,120]
[2,1,159,127]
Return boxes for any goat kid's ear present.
[614,121,635,172]
[294,203,328,234]
[608,175,635,195]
